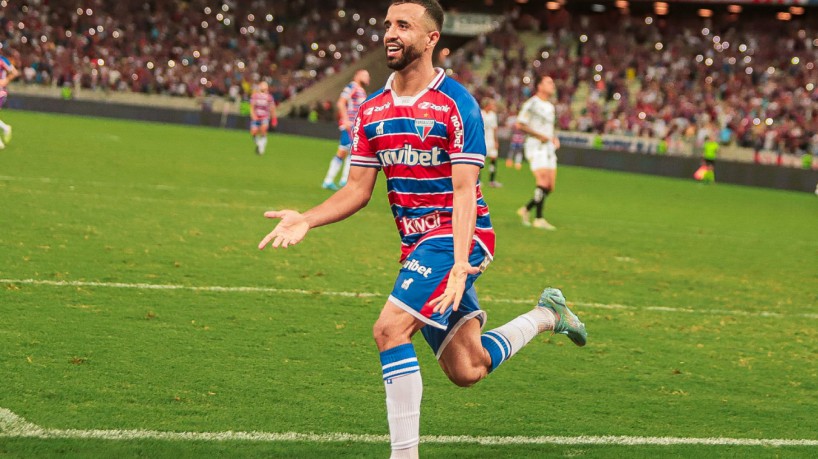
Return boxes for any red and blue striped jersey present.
[0,56,13,97]
[351,69,495,262]
[339,81,367,128]
[250,91,274,120]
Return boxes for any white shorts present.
[524,139,557,170]
[486,139,498,159]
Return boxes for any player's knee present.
[445,366,485,388]
[372,318,405,350]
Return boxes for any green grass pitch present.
[1,110,817,458]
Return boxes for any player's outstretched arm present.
[258,166,378,250]
[258,210,310,249]
[430,163,481,313]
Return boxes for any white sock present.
[323,156,343,184]
[340,154,351,184]
[259,135,268,153]
[385,372,422,457]
[0,120,8,131]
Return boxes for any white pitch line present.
[1,408,816,447]
[2,278,817,320]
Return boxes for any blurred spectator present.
[0,0,388,103]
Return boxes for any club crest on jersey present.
[415,119,435,141]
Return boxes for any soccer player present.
[480,98,501,187]
[322,69,370,190]
[258,2,586,458]
[249,81,277,155]
[505,108,525,170]
[515,75,560,230]
[0,52,20,149]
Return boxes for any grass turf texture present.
[1,110,817,458]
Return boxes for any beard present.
[385,41,424,71]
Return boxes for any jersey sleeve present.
[350,113,381,169]
[517,98,534,125]
[340,84,353,102]
[448,94,486,167]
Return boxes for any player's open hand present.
[429,261,481,313]
[258,210,310,249]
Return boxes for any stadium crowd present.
[0,0,387,102]
[454,6,818,159]
[2,1,817,160]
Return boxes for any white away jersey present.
[517,96,555,143]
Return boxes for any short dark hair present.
[391,0,444,32]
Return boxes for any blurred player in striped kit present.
[0,51,19,149]
[505,107,526,170]
[322,69,370,190]
[249,81,277,155]
[259,2,586,457]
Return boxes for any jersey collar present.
[384,67,445,106]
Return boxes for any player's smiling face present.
[383,3,437,71]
